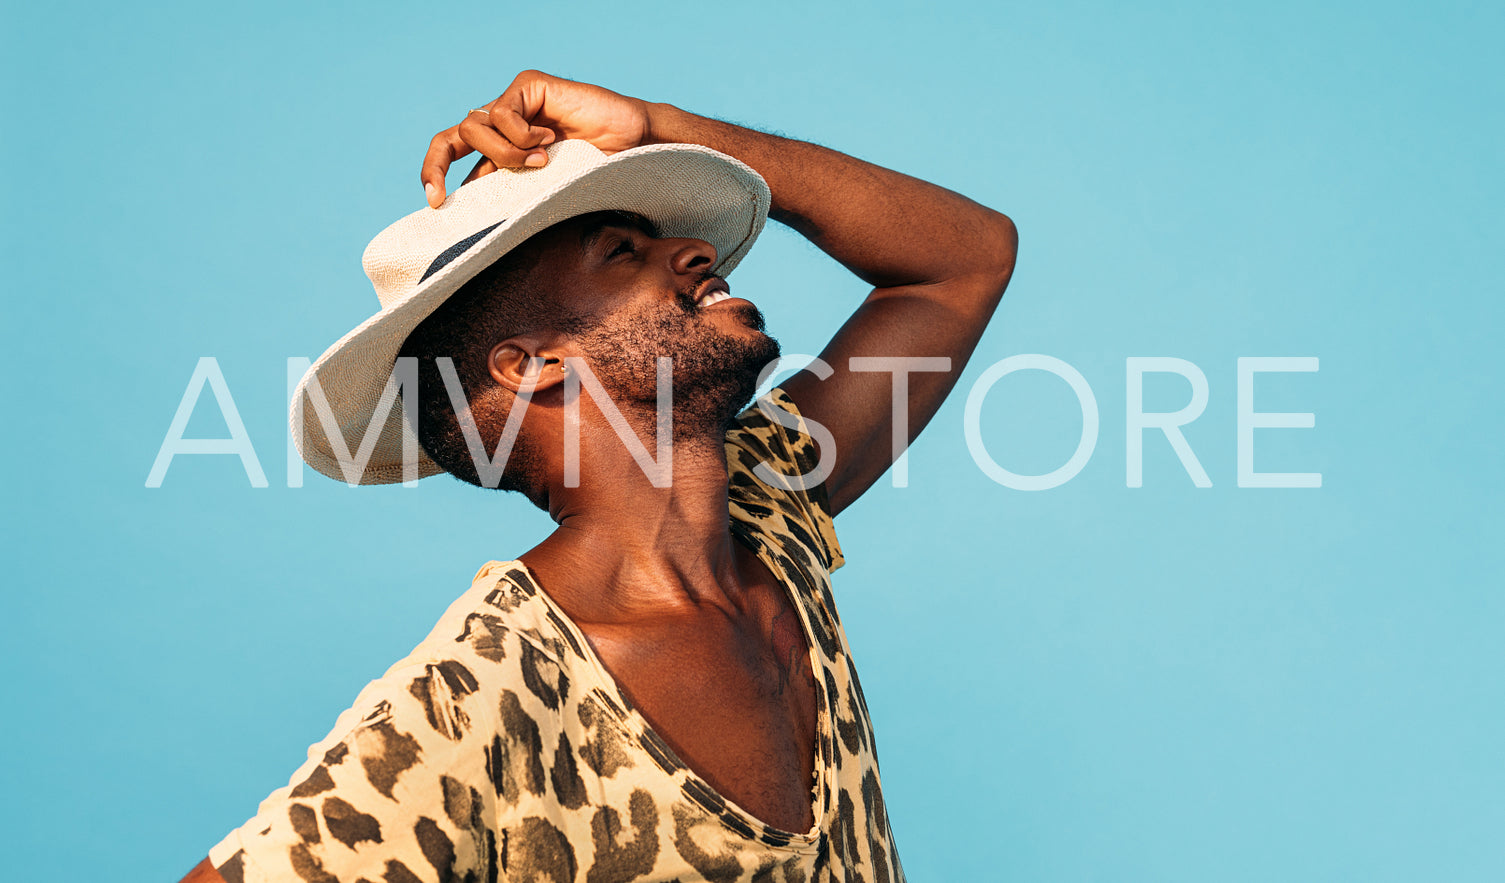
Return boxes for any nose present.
[661,236,718,276]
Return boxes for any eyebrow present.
[578,211,661,256]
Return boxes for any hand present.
[420,70,653,208]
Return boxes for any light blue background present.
[4,1,1501,880]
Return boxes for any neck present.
[520,419,749,624]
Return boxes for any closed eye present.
[580,211,659,261]
[607,237,636,259]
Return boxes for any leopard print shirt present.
[208,389,904,882]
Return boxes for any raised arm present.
[422,71,1017,514]
[643,106,1017,513]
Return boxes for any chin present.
[572,300,779,437]
[673,330,781,440]
[726,301,768,334]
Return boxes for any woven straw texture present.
[289,139,771,485]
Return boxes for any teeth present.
[698,290,732,308]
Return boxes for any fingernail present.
[524,152,547,168]
[425,182,438,207]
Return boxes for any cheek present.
[584,281,675,324]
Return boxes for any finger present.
[487,74,560,151]
[462,155,495,185]
[458,114,548,170]
[421,126,475,208]
[485,96,557,153]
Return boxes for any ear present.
[487,337,574,394]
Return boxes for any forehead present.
[524,210,659,260]
[498,211,659,314]
[573,209,660,245]
[504,211,657,293]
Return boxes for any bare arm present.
[641,105,1017,513]
[422,71,1017,514]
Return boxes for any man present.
[182,70,1015,883]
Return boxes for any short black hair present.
[397,247,558,499]
[396,212,652,499]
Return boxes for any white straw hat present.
[290,139,771,485]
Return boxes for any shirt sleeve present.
[209,658,501,883]
[724,387,844,572]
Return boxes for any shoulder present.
[724,387,825,478]
[725,388,844,572]
[208,562,593,882]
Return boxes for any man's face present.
[523,211,781,436]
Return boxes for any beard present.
[571,274,782,442]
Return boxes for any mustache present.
[676,272,719,313]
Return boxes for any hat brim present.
[290,142,771,485]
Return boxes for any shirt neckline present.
[486,528,834,851]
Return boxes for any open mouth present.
[694,278,733,309]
